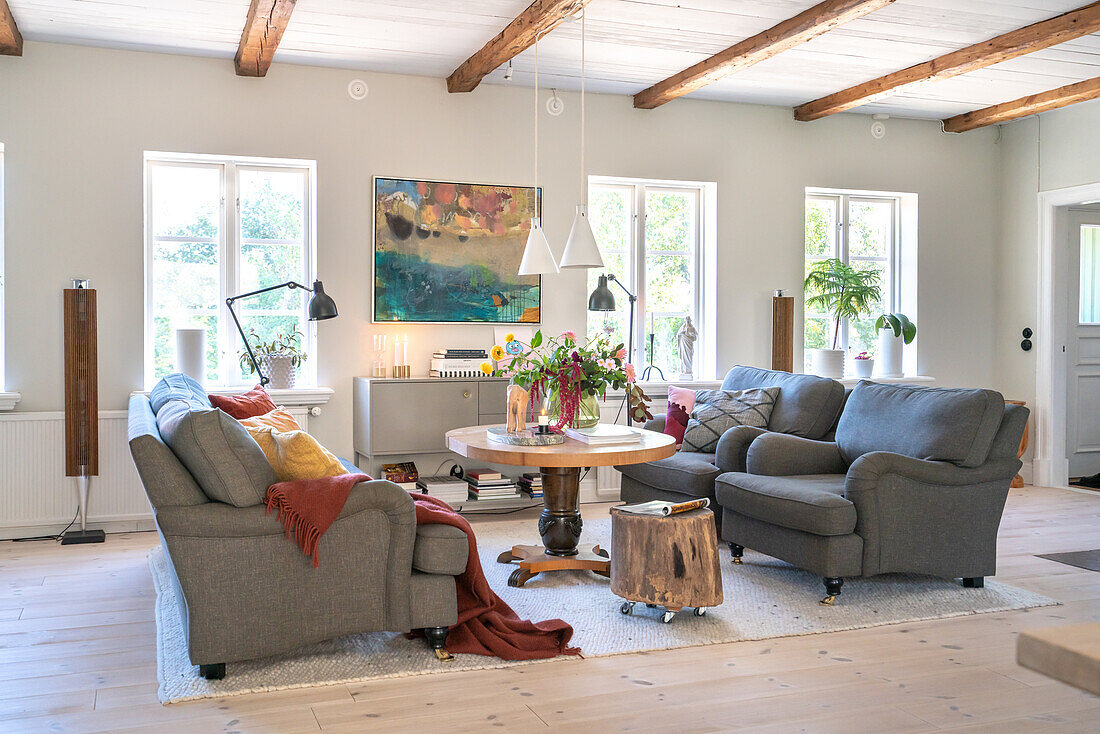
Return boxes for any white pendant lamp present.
[518,36,559,276]
[559,10,604,270]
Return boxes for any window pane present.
[151,241,220,380]
[1080,226,1100,324]
[805,198,836,258]
[849,260,887,358]
[240,242,305,310]
[236,313,304,382]
[587,251,628,348]
[805,316,831,352]
[154,314,218,383]
[587,186,630,348]
[645,191,695,252]
[240,169,305,241]
[646,254,691,313]
[591,187,629,252]
[151,165,220,238]
[848,200,892,258]
[643,314,685,378]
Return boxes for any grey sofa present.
[128,374,467,679]
[616,366,846,534]
[716,381,1028,604]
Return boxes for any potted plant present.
[874,312,916,378]
[483,330,647,430]
[852,351,874,378]
[804,258,882,379]
[239,328,307,389]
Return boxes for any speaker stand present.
[61,473,105,545]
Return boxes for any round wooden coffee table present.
[445,425,677,587]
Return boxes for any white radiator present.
[0,407,311,540]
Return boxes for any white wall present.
[0,42,1003,459]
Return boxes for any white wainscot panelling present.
[1077,335,1100,365]
[1074,374,1100,454]
[0,408,311,540]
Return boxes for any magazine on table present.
[618,498,710,517]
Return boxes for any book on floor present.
[381,461,419,484]
[618,498,710,517]
[465,469,502,482]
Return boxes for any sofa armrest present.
[715,425,768,473]
[155,479,415,538]
[746,433,846,476]
[643,417,666,433]
[846,452,1021,489]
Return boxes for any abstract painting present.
[373,177,541,323]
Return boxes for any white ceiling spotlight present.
[546,89,565,116]
[502,59,513,81]
[347,79,368,101]
[871,113,889,140]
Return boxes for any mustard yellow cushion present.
[243,425,347,482]
[239,407,301,432]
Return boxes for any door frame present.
[1036,181,1100,487]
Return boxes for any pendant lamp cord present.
[534,35,539,198]
[581,10,586,200]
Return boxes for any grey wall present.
[0,42,1003,458]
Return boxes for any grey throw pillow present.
[156,400,276,507]
[681,387,779,453]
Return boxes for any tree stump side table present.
[610,506,723,623]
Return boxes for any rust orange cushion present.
[209,385,277,420]
[239,407,301,432]
[243,425,348,482]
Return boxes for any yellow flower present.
[505,332,515,343]
[490,345,506,361]
[480,362,493,375]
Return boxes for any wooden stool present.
[610,506,723,623]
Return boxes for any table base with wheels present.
[496,466,611,587]
[619,601,708,624]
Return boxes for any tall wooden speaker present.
[62,280,105,544]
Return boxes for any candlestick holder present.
[394,365,411,379]
[371,334,388,378]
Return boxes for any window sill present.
[133,386,334,408]
[0,392,21,411]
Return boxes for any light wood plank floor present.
[1,485,1098,733]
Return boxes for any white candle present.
[402,334,408,366]
[394,338,400,368]
[538,410,549,428]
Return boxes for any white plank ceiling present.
[7,0,1100,119]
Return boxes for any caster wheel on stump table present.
[619,601,634,615]
[508,568,536,587]
[646,603,658,608]
[693,607,707,617]
[595,547,609,559]
[661,610,676,624]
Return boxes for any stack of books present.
[517,472,543,499]
[563,424,642,445]
[381,461,419,492]
[430,348,490,378]
[416,475,469,504]
[465,469,518,500]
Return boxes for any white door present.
[1067,210,1100,478]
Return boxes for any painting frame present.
[371,175,543,325]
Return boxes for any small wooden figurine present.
[506,384,530,433]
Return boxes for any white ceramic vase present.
[853,358,875,378]
[259,354,297,389]
[876,330,904,377]
[174,327,206,384]
[811,349,846,379]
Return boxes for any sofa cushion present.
[682,387,778,452]
[715,472,856,537]
[127,395,209,508]
[156,400,276,507]
[413,523,469,576]
[149,373,211,414]
[243,425,348,482]
[663,386,697,445]
[616,452,720,499]
[721,365,845,439]
[835,381,1005,468]
[209,384,278,420]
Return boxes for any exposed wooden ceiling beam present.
[943,76,1100,133]
[235,0,297,77]
[0,0,23,56]
[447,0,592,93]
[633,0,895,110]
[795,1,1100,122]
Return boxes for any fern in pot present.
[804,258,882,379]
[239,328,307,389]
[874,312,916,378]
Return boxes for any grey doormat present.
[1037,549,1100,571]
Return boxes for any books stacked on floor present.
[416,475,469,504]
[465,469,519,500]
[562,424,642,445]
[518,472,543,499]
[381,462,419,492]
[431,348,490,378]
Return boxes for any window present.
[144,153,316,388]
[586,177,714,380]
[1079,225,1100,323]
[0,143,5,392]
[804,191,900,358]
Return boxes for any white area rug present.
[151,510,1057,703]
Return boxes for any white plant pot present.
[853,358,875,378]
[811,349,846,379]
[876,331,904,377]
[259,354,297,389]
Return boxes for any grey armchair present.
[617,366,846,534]
[128,376,467,679]
[715,381,1028,604]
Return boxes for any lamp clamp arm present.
[606,274,637,303]
[225,280,311,306]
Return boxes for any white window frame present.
[588,176,717,380]
[0,143,5,393]
[804,189,901,354]
[143,151,318,389]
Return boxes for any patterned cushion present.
[681,387,779,453]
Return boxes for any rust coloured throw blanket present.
[264,476,579,660]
